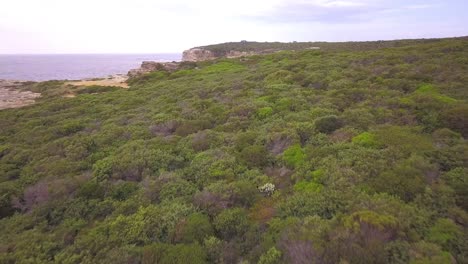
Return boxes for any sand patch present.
[67,75,129,88]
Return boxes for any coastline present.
[0,74,129,110]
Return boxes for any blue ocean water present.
[0,54,181,81]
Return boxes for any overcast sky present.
[1,0,467,54]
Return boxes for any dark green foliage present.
[0,37,467,263]
[314,115,343,134]
[442,105,468,137]
[370,155,432,201]
[174,213,214,243]
[142,243,207,264]
[110,181,139,201]
[214,208,250,239]
[78,180,105,200]
[239,145,270,168]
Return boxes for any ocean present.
[0,54,181,81]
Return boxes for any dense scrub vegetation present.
[197,37,467,57]
[1,38,467,263]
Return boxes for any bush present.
[352,132,379,147]
[427,218,462,250]
[258,247,282,264]
[110,182,139,201]
[174,213,214,243]
[78,180,104,200]
[257,107,274,119]
[214,208,250,239]
[442,105,468,138]
[239,145,270,168]
[314,115,343,134]
[142,243,207,264]
[282,144,305,168]
[160,179,198,201]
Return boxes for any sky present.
[0,0,467,54]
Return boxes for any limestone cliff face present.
[181,48,216,62]
[127,61,179,78]
[225,50,256,58]
[182,48,256,62]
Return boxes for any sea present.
[0,54,181,81]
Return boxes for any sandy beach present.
[66,74,129,88]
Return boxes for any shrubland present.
[0,37,467,263]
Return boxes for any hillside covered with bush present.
[195,37,465,56]
[0,37,467,263]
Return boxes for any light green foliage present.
[409,241,453,264]
[344,210,398,231]
[293,180,323,193]
[413,84,457,104]
[427,218,462,249]
[258,247,282,264]
[257,107,274,119]
[352,132,379,147]
[202,236,223,263]
[282,144,305,168]
[159,179,198,201]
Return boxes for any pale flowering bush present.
[258,183,275,196]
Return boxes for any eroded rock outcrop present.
[128,61,179,78]
[181,48,256,62]
[0,80,40,110]
[182,48,216,62]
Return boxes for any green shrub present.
[176,213,214,243]
[257,107,274,119]
[427,218,462,250]
[314,115,343,134]
[352,132,379,147]
[110,182,139,201]
[293,180,322,193]
[258,247,282,264]
[160,179,198,201]
[240,145,270,168]
[214,208,250,239]
[282,144,305,168]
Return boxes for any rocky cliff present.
[181,48,216,62]
[128,61,179,78]
[182,48,256,62]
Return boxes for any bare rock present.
[225,50,256,58]
[182,48,216,62]
[0,80,41,110]
[127,61,179,78]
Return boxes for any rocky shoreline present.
[0,80,40,110]
[1,46,256,110]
